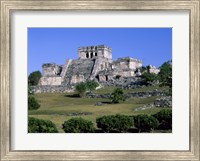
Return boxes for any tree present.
[62,118,95,133]
[140,66,147,73]
[153,109,172,130]
[158,60,172,95]
[133,114,159,132]
[141,72,158,86]
[28,86,34,95]
[28,117,58,133]
[28,96,40,110]
[110,88,126,104]
[75,82,87,97]
[28,71,42,86]
[158,61,172,85]
[85,80,99,92]
[158,60,172,81]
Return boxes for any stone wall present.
[42,63,62,76]
[90,58,105,79]
[39,76,62,85]
[33,85,73,93]
[154,96,172,107]
[86,90,167,99]
[78,45,112,60]
[148,65,160,74]
[98,75,113,82]
[129,60,142,70]
[103,47,112,60]
[120,70,135,77]
[113,57,142,71]
[71,74,85,84]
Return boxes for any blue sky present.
[28,28,172,74]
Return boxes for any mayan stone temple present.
[36,45,160,93]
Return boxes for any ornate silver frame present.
[0,0,199,160]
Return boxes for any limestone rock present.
[154,96,172,107]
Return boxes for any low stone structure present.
[86,90,167,99]
[154,96,172,107]
[32,85,73,93]
[134,96,172,111]
[148,65,160,74]
[39,76,62,86]
[134,103,154,111]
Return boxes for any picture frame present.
[0,0,199,160]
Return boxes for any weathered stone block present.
[39,76,62,85]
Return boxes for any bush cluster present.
[28,85,40,110]
[75,80,99,97]
[141,72,158,86]
[28,71,42,86]
[28,117,58,133]
[96,114,133,133]
[153,109,172,130]
[62,117,95,133]
[158,61,172,95]
[133,109,172,132]
[28,109,172,133]
[28,96,40,110]
[133,114,159,132]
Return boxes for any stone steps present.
[60,59,72,79]
[62,59,95,85]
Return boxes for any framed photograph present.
[0,0,199,160]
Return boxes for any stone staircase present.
[62,59,95,85]
[90,58,99,79]
[60,59,72,82]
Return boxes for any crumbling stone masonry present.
[39,45,159,87]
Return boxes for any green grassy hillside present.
[29,85,169,132]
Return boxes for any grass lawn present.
[29,85,169,132]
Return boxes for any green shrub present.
[153,109,172,130]
[133,114,159,132]
[114,114,133,132]
[28,71,42,86]
[62,118,95,133]
[75,82,87,97]
[85,80,99,92]
[28,117,58,133]
[158,60,172,85]
[140,66,147,73]
[28,96,40,110]
[141,72,158,86]
[96,115,117,133]
[110,88,125,104]
[28,86,34,95]
[96,114,133,133]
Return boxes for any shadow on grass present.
[101,101,112,104]
[94,128,172,133]
[94,128,139,133]
[64,94,80,98]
